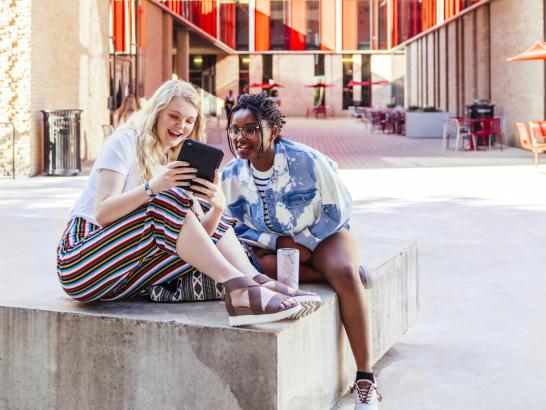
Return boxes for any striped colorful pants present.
[57,188,235,302]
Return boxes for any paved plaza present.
[2,118,545,409]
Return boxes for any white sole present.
[290,296,322,319]
[228,304,302,327]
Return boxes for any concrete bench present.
[0,237,418,410]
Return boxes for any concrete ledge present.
[0,239,418,410]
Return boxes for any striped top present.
[250,164,276,231]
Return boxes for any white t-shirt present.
[69,128,147,225]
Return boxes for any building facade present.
[404,0,545,145]
[0,0,541,176]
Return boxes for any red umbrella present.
[249,82,283,89]
[305,82,332,88]
[507,41,546,62]
[347,80,390,86]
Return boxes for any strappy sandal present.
[252,274,322,319]
[224,276,302,327]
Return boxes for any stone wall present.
[0,0,31,177]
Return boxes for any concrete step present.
[0,238,418,410]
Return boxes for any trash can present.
[466,99,495,146]
[466,99,495,119]
[42,109,82,175]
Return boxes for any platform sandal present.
[252,274,322,319]
[224,276,302,327]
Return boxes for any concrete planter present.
[405,111,452,138]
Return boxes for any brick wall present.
[0,0,31,177]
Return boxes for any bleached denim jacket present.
[221,139,352,251]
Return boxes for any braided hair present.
[227,92,286,157]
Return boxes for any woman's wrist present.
[209,203,226,215]
[144,180,154,197]
[147,179,160,196]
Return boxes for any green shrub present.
[422,106,439,112]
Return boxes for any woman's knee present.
[327,265,360,292]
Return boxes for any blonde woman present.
[113,94,140,128]
[56,79,311,326]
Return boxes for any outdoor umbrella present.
[249,82,283,89]
[305,82,332,88]
[347,80,390,86]
[507,41,546,62]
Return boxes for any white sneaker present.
[350,379,382,410]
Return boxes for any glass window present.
[378,0,388,50]
[270,0,288,50]
[263,54,273,83]
[362,55,371,106]
[357,0,371,50]
[236,0,249,50]
[342,55,353,109]
[314,54,324,77]
[239,55,250,95]
[220,1,236,49]
[305,0,320,50]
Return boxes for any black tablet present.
[177,139,224,192]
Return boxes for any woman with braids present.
[56,80,315,327]
[221,93,381,409]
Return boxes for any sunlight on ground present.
[340,165,546,210]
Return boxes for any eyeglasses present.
[227,125,270,138]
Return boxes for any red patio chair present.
[491,117,503,150]
[472,118,494,150]
[517,122,546,166]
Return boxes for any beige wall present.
[438,27,448,110]
[490,0,543,145]
[248,54,262,91]
[353,54,362,104]
[215,55,239,103]
[325,54,343,115]
[446,22,458,114]
[0,0,109,177]
[407,43,418,107]
[143,1,172,98]
[31,0,109,172]
[475,6,490,101]
[371,55,392,107]
[426,34,434,106]
[404,0,544,145]
[274,54,315,117]
[0,0,31,177]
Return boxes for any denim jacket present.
[221,139,352,251]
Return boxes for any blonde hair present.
[122,80,206,183]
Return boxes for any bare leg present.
[214,228,263,277]
[311,229,372,372]
[175,212,294,308]
[215,229,310,293]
